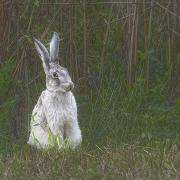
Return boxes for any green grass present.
[1,1,179,178]
[0,77,179,179]
[79,77,180,147]
[0,60,179,179]
[0,143,179,179]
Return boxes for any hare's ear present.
[34,38,50,74]
[50,32,59,63]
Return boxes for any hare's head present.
[34,32,74,93]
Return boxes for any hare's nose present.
[67,82,74,91]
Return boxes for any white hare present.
[28,32,82,149]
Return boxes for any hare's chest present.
[43,95,73,125]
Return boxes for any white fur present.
[28,32,82,149]
[28,89,82,149]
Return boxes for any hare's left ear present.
[50,32,59,63]
[34,38,50,74]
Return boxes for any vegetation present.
[0,144,179,179]
[0,0,179,179]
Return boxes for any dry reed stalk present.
[99,4,113,79]
[69,3,75,80]
[74,4,79,81]
[134,0,139,65]
[83,0,87,79]
[127,0,138,85]
[0,2,11,61]
[146,0,153,88]
[142,0,153,88]
[168,0,180,101]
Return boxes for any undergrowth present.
[0,143,179,179]
[0,66,179,179]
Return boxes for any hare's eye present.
[52,72,58,78]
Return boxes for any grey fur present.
[34,38,50,74]
[50,32,59,63]
[28,32,82,149]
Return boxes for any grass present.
[0,54,179,179]
[1,1,179,179]
[0,143,179,179]
[0,77,179,179]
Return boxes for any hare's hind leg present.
[64,121,82,148]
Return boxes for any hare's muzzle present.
[63,82,74,91]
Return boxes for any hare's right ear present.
[34,38,50,74]
[50,32,59,63]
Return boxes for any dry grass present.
[0,144,179,180]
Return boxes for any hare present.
[28,32,82,149]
